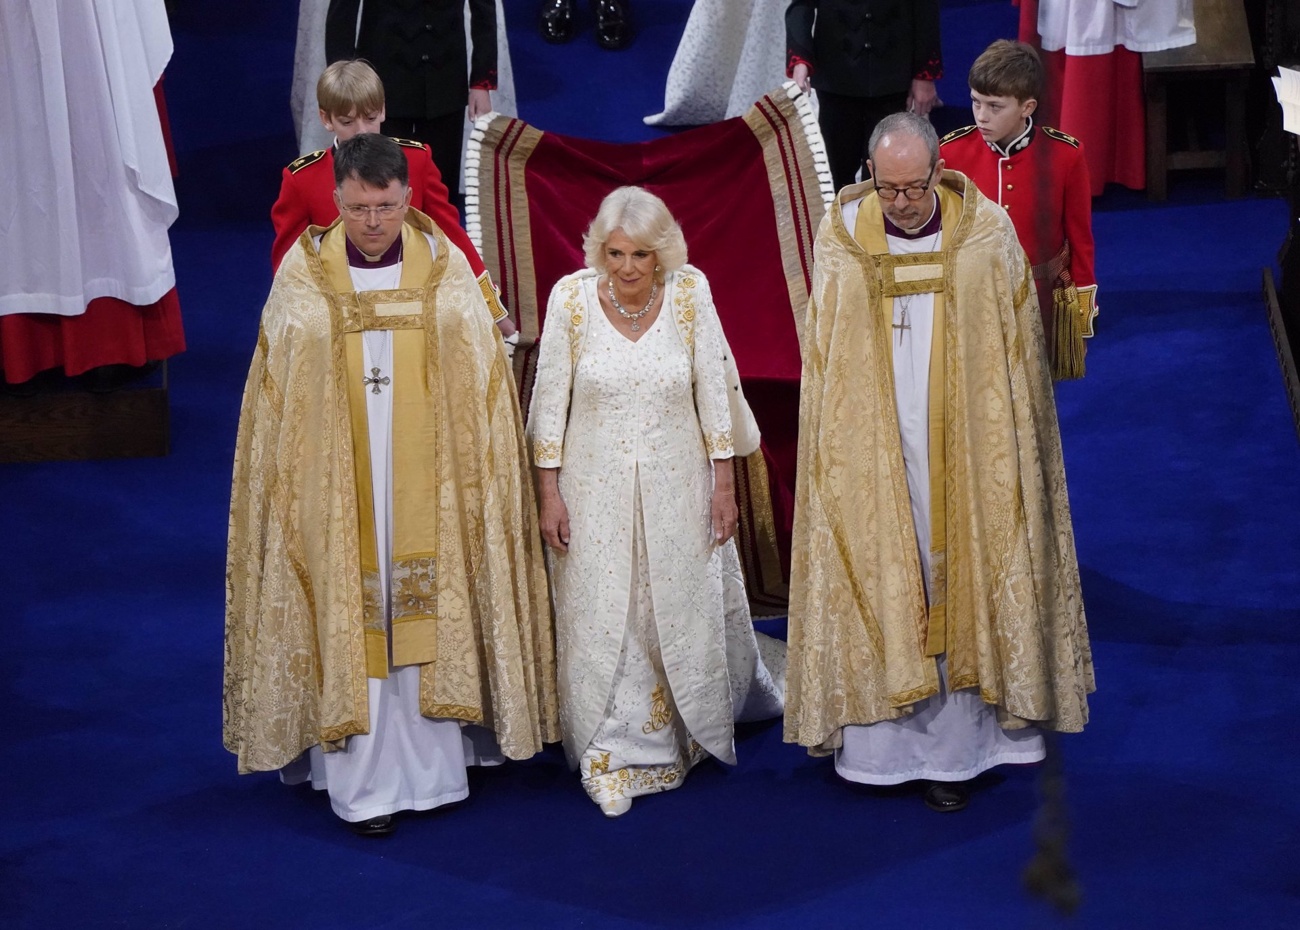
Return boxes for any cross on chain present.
[363,367,391,394]
[893,307,911,345]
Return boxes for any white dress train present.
[644,0,789,127]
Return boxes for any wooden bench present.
[0,363,170,463]
[1143,0,1255,201]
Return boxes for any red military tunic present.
[269,138,506,320]
[941,121,1097,379]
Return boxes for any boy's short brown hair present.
[316,60,385,118]
[968,40,1043,103]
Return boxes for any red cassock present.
[941,122,1097,371]
[0,82,186,386]
[1015,0,1147,195]
[269,139,489,282]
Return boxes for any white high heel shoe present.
[599,797,632,818]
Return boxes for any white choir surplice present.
[1038,0,1196,56]
[528,269,785,806]
[831,197,1046,785]
[0,0,178,317]
[280,234,503,822]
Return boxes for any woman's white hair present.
[582,186,688,274]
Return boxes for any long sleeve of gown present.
[684,270,735,460]
[527,274,581,467]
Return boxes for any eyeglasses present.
[873,179,933,202]
[339,202,406,221]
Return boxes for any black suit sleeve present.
[786,0,817,71]
[325,0,361,64]
[911,0,943,80]
[467,0,497,88]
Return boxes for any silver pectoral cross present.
[893,308,911,345]
[363,366,391,394]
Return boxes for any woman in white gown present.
[529,187,784,817]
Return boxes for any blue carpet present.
[3,2,1298,927]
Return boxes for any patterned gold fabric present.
[784,173,1095,755]
[223,210,559,774]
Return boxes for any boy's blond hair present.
[316,60,385,118]
[968,40,1043,103]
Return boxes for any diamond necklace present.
[607,277,658,331]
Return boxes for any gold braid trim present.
[478,272,508,323]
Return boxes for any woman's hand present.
[711,458,738,545]
[537,468,570,552]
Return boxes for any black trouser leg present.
[816,90,910,191]
[384,113,467,209]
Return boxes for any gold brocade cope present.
[782,172,1095,756]
[223,208,559,774]
[318,221,445,678]
[852,189,965,658]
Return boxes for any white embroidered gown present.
[529,268,785,805]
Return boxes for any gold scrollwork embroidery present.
[705,431,735,456]
[674,275,697,352]
[391,556,437,622]
[564,281,584,362]
[582,760,686,802]
[642,683,672,734]
[533,439,562,463]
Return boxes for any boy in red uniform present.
[940,40,1096,380]
[270,61,516,343]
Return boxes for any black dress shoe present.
[593,0,632,50]
[923,781,970,813]
[348,814,396,836]
[539,0,576,44]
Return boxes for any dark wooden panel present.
[1143,0,1255,200]
[0,386,170,462]
[1264,268,1300,447]
[1144,0,1254,72]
